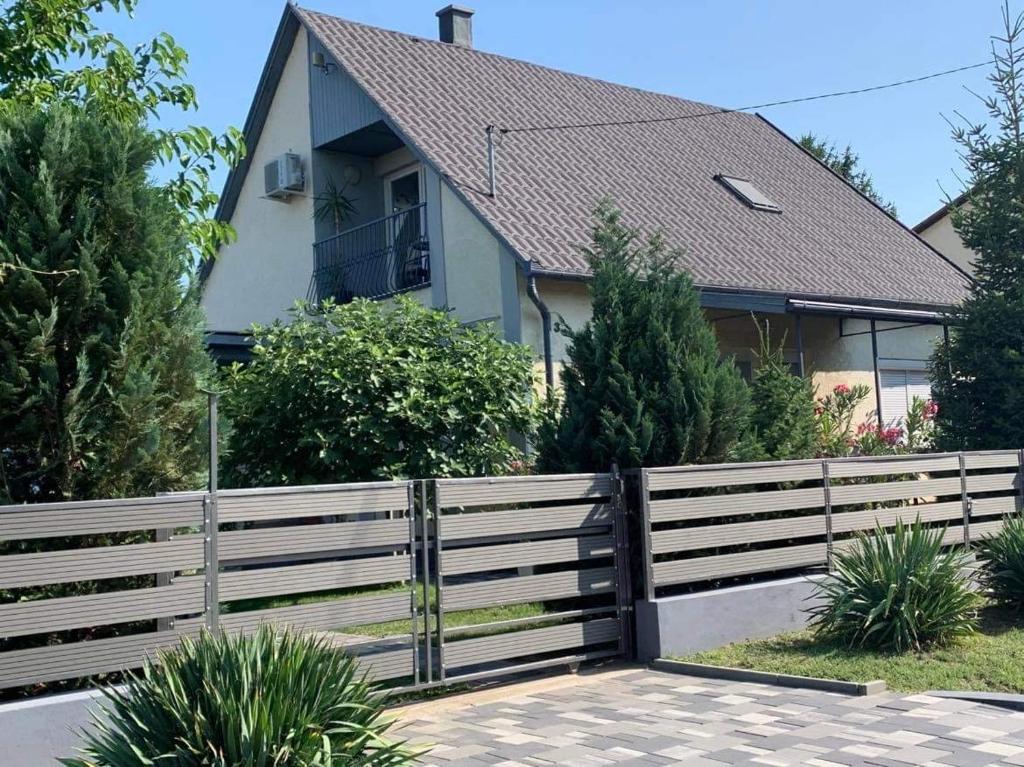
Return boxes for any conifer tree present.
[745,322,818,461]
[0,105,212,502]
[538,202,750,472]
[931,4,1024,451]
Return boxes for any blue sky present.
[101,0,1006,226]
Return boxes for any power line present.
[499,60,990,135]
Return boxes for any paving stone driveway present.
[393,667,1024,767]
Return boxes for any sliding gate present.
[0,472,632,696]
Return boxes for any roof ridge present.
[294,5,731,122]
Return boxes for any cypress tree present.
[930,5,1024,451]
[538,201,750,472]
[0,105,212,502]
[745,322,818,461]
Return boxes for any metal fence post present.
[822,460,834,571]
[639,469,656,601]
[610,464,633,660]
[204,393,220,633]
[1017,448,1024,516]
[406,482,420,687]
[958,452,971,548]
[432,484,446,683]
[156,527,173,632]
[419,481,432,685]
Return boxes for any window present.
[880,369,931,426]
[715,175,782,213]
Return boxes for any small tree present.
[222,297,536,485]
[0,105,212,503]
[931,3,1024,451]
[745,323,817,461]
[799,133,898,217]
[538,202,750,472]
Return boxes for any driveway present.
[393,667,1024,767]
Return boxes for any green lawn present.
[679,605,1024,694]
[222,583,546,639]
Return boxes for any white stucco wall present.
[439,183,505,326]
[918,211,976,276]
[201,28,314,333]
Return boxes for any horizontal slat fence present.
[640,449,1023,599]
[0,494,208,690]
[431,473,629,684]
[214,481,420,686]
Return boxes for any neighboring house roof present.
[211,5,972,310]
[913,190,969,233]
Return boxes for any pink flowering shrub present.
[814,386,936,457]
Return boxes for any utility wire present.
[499,60,990,135]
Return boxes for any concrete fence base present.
[0,687,111,766]
[635,574,828,660]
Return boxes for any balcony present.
[308,203,430,304]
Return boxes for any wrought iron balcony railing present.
[308,203,430,304]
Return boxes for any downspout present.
[526,269,554,390]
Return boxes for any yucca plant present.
[977,514,1024,605]
[62,626,421,766]
[809,519,982,652]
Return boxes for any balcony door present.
[384,168,426,293]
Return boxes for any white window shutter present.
[879,369,932,426]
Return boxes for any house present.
[201,3,972,427]
[913,192,975,275]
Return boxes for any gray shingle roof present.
[298,8,969,309]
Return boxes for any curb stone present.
[651,658,886,696]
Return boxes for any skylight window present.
[715,175,782,213]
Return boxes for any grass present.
[222,582,546,639]
[679,604,1024,694]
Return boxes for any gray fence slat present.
[649,487,825,523]
[827,476,963,507]
[353,647,415,681]
[441,534,614,576]
[218,484,410,522]
[442,618,619,669]
[645,462,823,491]
[0,580,204,638]
[218,593,409,635]
[830,500,965,534]
[964,451,1021,470]
[444,567,617,611]
[826,455,960,478]
[435,474,613,507]
[0,537,204,589]
[440,504,611,541]
[218,519,408,561]
[651,514,825,555]
[0,499,204,541]
[0,627,200,689]
[970,495,1019,519]
[652,543,828,586]
[217,555,410,602]
[965,472,1019,494]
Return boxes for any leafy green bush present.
[63,627,420,766]
[809,519,981,652]
[222,296,536,485]
[978,515,1024,605]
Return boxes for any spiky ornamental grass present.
[62,626,421,767]
[809,519,982,653]
[978,514,1024,606]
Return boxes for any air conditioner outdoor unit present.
[264,153,304,199]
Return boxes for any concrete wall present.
[201,28,315,333]
[918,210,976,276]
[635,575,827,660]
[0,687,111,766]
